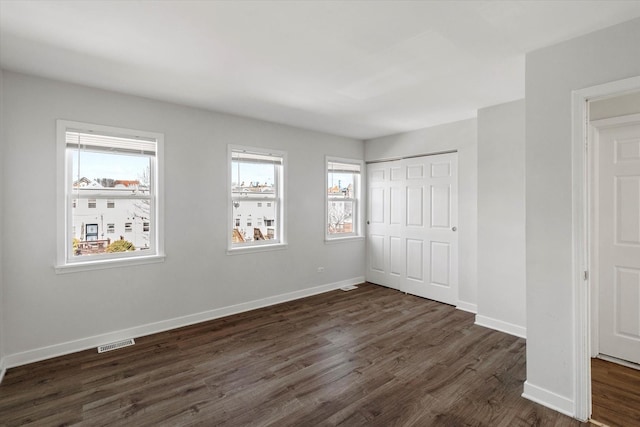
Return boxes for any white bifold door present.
[366,153,458,305]
[595,115,640,365]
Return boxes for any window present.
[229,146,285,251]
[326,158,362,240]
[56,120,164,271]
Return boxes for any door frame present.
[571,75,640,421]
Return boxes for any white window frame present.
[227,145,287,254]
[56,120,165,273]
[325,156,364,242]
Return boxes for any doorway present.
[366,152,459,305]
[588,95,640,426]
[589,109,640,366]
[571,77,640,422]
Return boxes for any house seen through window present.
[230,147,284,249]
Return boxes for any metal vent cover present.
[97,338,135,353]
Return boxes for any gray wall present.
[525,17,640,414]
[364,118,478,311]
[477,99,526,337]
[1,72,365,365]
[590,90,640,120]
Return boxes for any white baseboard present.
[475,314,526,339]
[0,357,6,385]
[522,381,575,418]
[456,300,477,314]
[4,277,364,369]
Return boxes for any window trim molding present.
[56,120,165,272]
[325,156,364,242]
[227,144,287,253]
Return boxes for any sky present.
[75,152,352,189]
[231,161,275,186]
[73,151,150,182]
[328,172,353,190]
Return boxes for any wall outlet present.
[317,267,324,273]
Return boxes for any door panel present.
[616,176,640,244]
[616,267,640,337]
[369,234,385,273]
[431,241,450,286]
[366,153,458,304]
[370,188,385,224]
[407,164,424,179]
[597,119,640,365]
[390,236,402,276]
[390,187,403,225]
[406,239,424,281]
[431,185,451,228]
[406,187,424,227]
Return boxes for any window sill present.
[55,254,166,274]
[227,243,288,255]
[325,236,365,244]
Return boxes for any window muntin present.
[326,158,362,239]
[230,147,284,249]
[58,120,163,268]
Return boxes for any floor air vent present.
[340,285,358,291]
[97,338,135,353]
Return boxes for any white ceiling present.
[2,1,640,140]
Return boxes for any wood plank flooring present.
[0,283,588,426]
[591,357,640,427]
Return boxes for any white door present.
[596,116,640,365]
[366,153,458,305]
[367,160,403,290]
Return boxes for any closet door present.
[366,160,403,290]
[366,153,458,305]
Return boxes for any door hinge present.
[583,271,589,281]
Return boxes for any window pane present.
[73,150,150,188]
[231,161,276,198]
[232,199,277,243]
[71,196,150,256]
[70,151,152,257]
[328,172,354,198]
[328,200,354,234]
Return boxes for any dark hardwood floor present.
[0,283,588,426]
[591,357,640,427]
